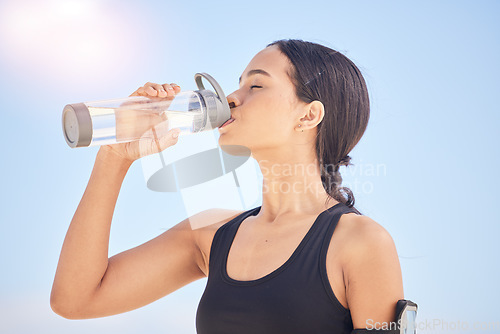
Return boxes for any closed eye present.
[250,85,262,89]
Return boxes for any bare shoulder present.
[189,208,246,276]
[334,213,397,257]
[334,212,404,328]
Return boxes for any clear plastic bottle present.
[62,73,231,148]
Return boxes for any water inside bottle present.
[88,107,117,146]
[87,106,205,146]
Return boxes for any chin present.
[219,144,252,157]
[218,133,252,157]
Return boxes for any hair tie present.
[324,163,335,173]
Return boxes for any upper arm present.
[343,216,404,329]
[72,208,240,319]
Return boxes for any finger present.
[131,82,177,98]
[136,86,147,96]
[151,83,167,98]
[129,86,142,96]
[137,82,161,97]
[158,128,181,150]
[140,127,181,155]
[145,85,159,97]
[132,86,150,97]
[170,83,181,94]
[143,82,163,97]
[162,83,175,97]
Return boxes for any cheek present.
[240,90,296,140]
[266,92,296,128]
[259,109,293,140]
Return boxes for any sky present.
[0,0,499,333]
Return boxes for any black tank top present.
[196,202,359,334]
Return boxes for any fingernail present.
[172,131,179,138]
[167,86,174,91]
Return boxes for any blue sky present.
[0,0,499,333]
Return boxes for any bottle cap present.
[62,103,92,148]
[194,73,231,129]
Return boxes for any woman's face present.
[219,45,306,152]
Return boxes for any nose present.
[226,93,241,109]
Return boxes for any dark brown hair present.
[267,39,370,212]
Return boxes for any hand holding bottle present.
[99,82,182,163]
[62,73,232,163]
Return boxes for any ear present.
[298,100,325,130]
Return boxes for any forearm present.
[51,148,133,308]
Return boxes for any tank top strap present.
[207,207,261,279]
[316,203,358,254]
[292,202,358,267]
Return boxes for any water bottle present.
[62,73,231,148]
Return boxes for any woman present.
[51,39,404,333]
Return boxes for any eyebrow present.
[239,69,272,84]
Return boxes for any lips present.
[220,117,235,128]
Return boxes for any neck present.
[251,148,335,224]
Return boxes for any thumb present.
[157,128,181,151]
[138,127,181,157]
